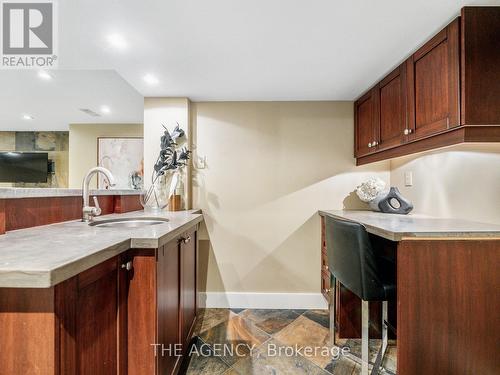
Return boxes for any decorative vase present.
[140,171,178,212]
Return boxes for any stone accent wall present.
[0,131,69,188]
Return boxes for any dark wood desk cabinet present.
[0,228,198,375]
[320,216,500,375]
[355,7,500,165]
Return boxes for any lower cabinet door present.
[180,230,197,349]
[157,240,181,375]
[75,257,120,375]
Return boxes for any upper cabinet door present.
[377,63,408,151]
[407,18,460,140]
[354,89,379,157]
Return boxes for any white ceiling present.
[56,0,500,100]
[0,70,144,131]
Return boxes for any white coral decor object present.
[356,177,386,203]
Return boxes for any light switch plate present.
[196,155,206,169]
[404,171,413,186]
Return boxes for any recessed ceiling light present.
[143,74,159,85]
[37,70,53,80]
[106,33,127,50]
[100,105,111,114]
[22,114,34,120]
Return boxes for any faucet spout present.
[82,167,116,222]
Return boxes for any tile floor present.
[178,308,397,375]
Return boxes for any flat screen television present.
[0,152,48,183]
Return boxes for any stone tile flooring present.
[179,308,397,375]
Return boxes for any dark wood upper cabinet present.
[377,63,408,150]
[354,89,378,157]
[407,18,460,140]
[461,7,500,125]
[355,6,500,165]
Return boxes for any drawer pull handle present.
[181,236,191,244]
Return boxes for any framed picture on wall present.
[97,137,144,189]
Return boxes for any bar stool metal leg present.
[361,300,369,375]
[329,276,336,347]
[370,301,389,375]
[382,301,388,358]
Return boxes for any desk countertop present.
[319,210,500,241]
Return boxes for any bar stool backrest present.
[325,216,385,301]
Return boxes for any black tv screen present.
[0,152,48,183]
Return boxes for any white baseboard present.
[198,292,328,310]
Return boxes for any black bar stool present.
[325,215,396,375]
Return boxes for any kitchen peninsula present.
[0,209,203,375]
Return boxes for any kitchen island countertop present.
[0,210,203,288]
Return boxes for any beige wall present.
[68,124,143,188]
[192,101,390,294]
[390,143,500,225]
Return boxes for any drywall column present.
[144,98,192,209]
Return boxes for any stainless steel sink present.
[89,217,169,228]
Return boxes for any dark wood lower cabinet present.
[397,239,500,375]
[0,227,198,375]
[126,249,157,375]
[73,258,121,375]
[157,241,181,375]
[126,229,198,375]
[180,229,197,350]
[55,256,128,375]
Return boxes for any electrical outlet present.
[404,171,413,186]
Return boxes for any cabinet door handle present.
[372,140,378,146]
[368,142,372,148]
[182,236,191,244]
[121,261,133,271]
[404,128,413,135]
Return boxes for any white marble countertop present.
[319,210,500,241]
[0,188,143,199]
[0,210,203,288]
